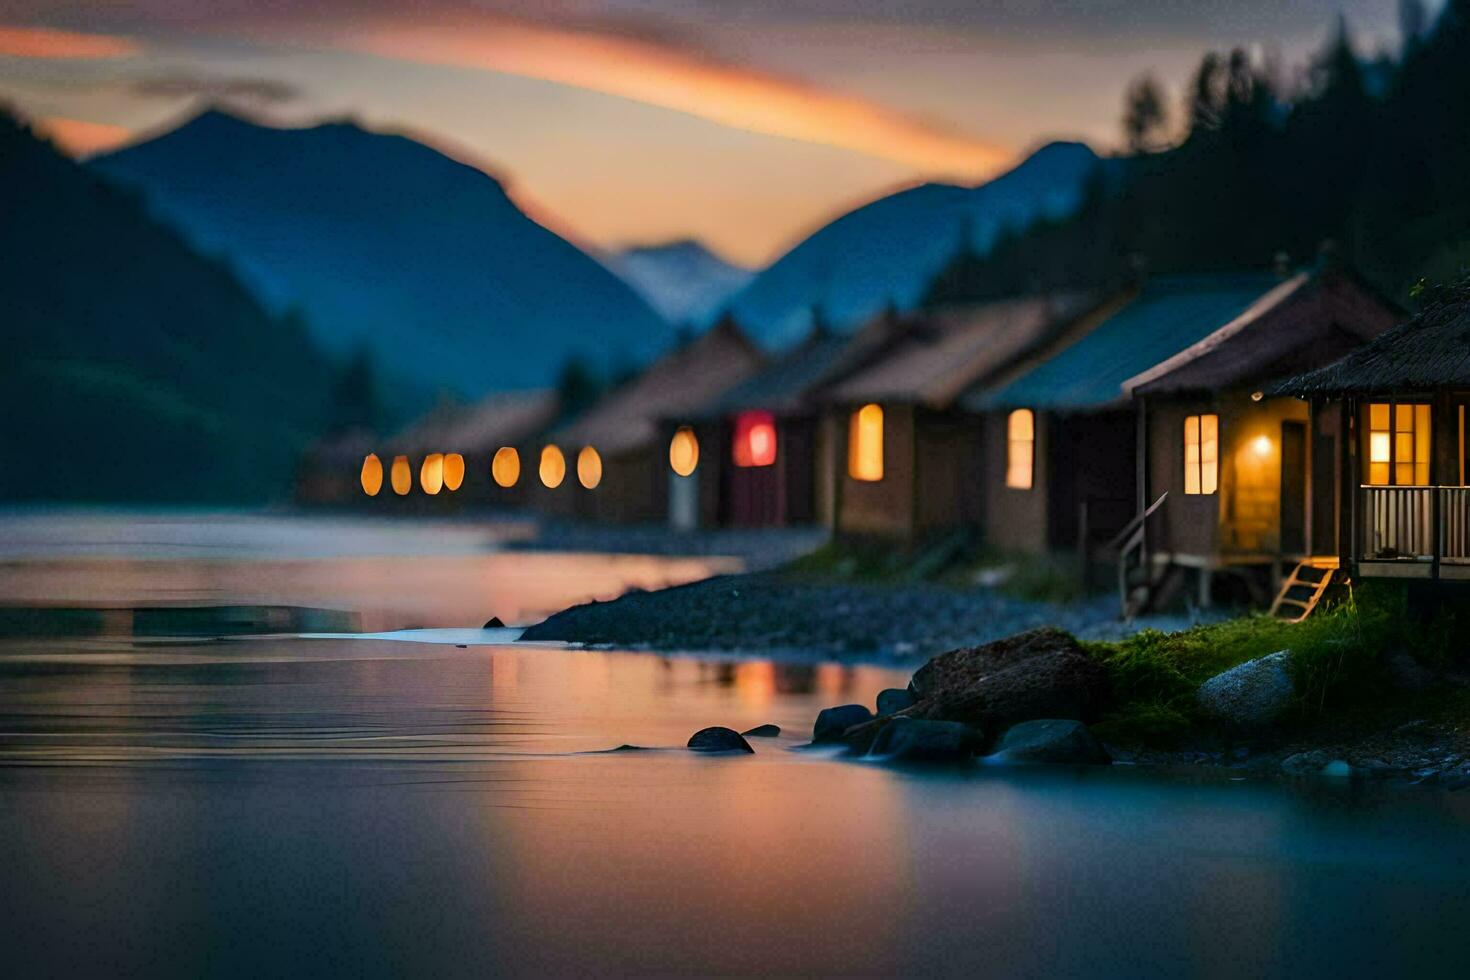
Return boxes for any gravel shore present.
[519,571,1218,660]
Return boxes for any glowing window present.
[491,447,521,488]
[443,453,465,491]
[540,445,566,488]
[669,427,699,477]
[360,453,383,496]
[1368,402,1430,486]
[1184,414,1219,495]
[732,410,777,468]
[1006,409,1035,489]
[848,404,884,481]
[577,446,602,489]
[420,453,444,495]
[390,455,411,496]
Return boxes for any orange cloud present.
[39,116,135,156]
[0,24,138,59]
[331,16,1012,180]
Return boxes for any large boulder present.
[813,704,875,743]
[906,627,1109,732]
[989,719,1110,765]
[876,688,916,716]
[687,727,754,753]
[868,718,982,762]
[1196,651,1294,729]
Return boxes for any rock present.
[742,724,780,737]
[1281,749,1331,775]
[876,688,916,716]
[687,727,754,753]
[868,718,981,762]
[989,719,1111,765]
[813,704,875,743]
[483,616,506,629]
[1386,650,1436,691]
[901,627,1110,734]
[1195,651,1294,729]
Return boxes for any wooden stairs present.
[1268,557,1340,622]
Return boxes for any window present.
[1184,414,1219,495]
[669,427,699,477]
[1006,409,1035,489]
[732,410,777,467]
[1367,402,1430,486]
[848,404,883,481]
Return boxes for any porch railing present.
[1360,486,1470,564]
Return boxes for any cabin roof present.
[822,294,1093,409]
[1124,269,1401,396]
[1273,282,1470,395]
[971,274,1285,412]
[697,320,893,417]
[385,389,560,455]
[554,318,765,455]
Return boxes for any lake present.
[2,512,1469,977]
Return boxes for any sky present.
[0,1,1417,267]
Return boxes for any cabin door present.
[1280,420,1307,555]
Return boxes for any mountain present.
[0,109,331,502]
[724,141,1101,347]
[604,239,753,324]
[92,109,671,396]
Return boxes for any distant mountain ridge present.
[0,109,331,502]
[604,239,753,325]
[92,109,672,396]
[724,141,1102,348]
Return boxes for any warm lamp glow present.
[732,410,777,467]
[390,455,411,495]
[849,403,884,481]
[492,447,521,488]
[420,453,445,495]
[540,445,566,488]
[577,446,603,489]
[1252,434,1272,457]
[360,453,383,496]
[669,427,699,477]
[443,453,465,491]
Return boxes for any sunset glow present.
[0,24,138,60]
[37,117,134,156]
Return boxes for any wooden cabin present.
[675,323,892,529]
[1120,266,1400,607]
[819,294,1101,539]
[966,275,1313,559]
[546,317,764,524]
[1275,281,1470,585]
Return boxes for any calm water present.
[2,513,1470,977]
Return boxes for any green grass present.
[1084,582,1467,746]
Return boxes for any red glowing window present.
[732,410,777,468]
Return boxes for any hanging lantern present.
[577,446,603,489]
[669,426,699,477]
[390,455,412,495]
[539,445,566,488]
[360,453,383,496]
[420,453,444,495]
[443,452,465,491]
[492,447,521,488]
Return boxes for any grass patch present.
[1084,581,1468,747]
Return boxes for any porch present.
[1357,485,1470,580]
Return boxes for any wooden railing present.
[1360,486,1470,565]
[1111,492,1168,618]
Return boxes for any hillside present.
[93,109,672,395]
[0,109,331,502]
[724,141,1100,347]
[605,239,752,325]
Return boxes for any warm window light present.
[669,427,699,477]
[492,447,521,488]
[849,403,884,481]
[540,445,566,488]
[1184,414,1219,495]
[732,410,777,467]
[360,453,383,496]
[420,453,444,495]
[577,446,602,489]
[1006,409,1035,489]
[1368,402,1430,485]
[390,455,411,496]
[443,453,465,491]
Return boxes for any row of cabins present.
[304,258,1470,609]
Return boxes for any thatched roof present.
[1274,279,1470,395]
